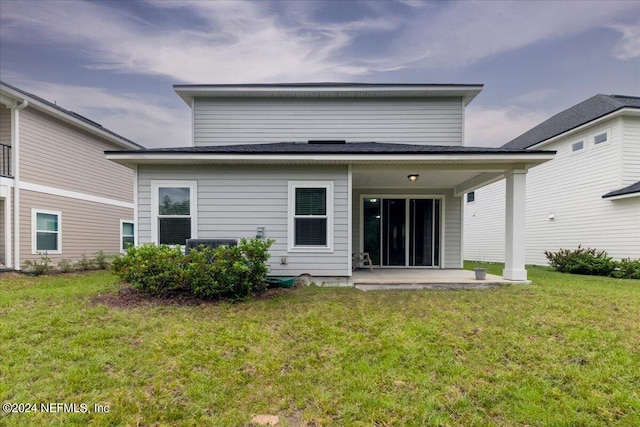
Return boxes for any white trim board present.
[20,181,134,209]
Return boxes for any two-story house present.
[106,83,555,283]
[464,94,640,265]
[0,81,142,270]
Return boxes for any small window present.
[151,181,197,246]
[32,209,61,254]
[466,192,475,203]
[594,132,608,145]
[288,181,334,251]
[572,140,584,152]
[121,221,135,252]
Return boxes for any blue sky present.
[1,0,638,148]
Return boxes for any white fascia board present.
[528,108,640,150]
[174,84,484,106]
[603,192,640,201]
[0,85,140,150]
[106,152,555,165]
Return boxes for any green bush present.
[545,245,616,277]
[612,258,640,280]
[22,253,52,275]
[111,244,188,295]
[111,239,273,300]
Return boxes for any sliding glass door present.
[362,197,441,268]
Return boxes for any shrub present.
[111,244,188,295]
[111,239,273,300]
[22,253,52,275]
[58,259,73,273]
[76,254,97,271]
[544,245,616,277]
[612,258,640,280]
[94,250,110,270]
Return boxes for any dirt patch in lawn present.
[91,284,299,309]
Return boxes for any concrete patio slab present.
[352,268,528,291]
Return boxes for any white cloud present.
[1,0,638,83]
[12,79,190,148]
[465,106,548,147]
[510,89,557,104]
[610,21,640,60]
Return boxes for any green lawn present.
[1,266,639,426]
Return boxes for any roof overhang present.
[106,151,554,196]
[0,83,141,150]
[173,83,484,107]
[528,107,640,150]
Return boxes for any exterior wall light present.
[408,174,419,182]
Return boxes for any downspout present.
[12,99,28,270]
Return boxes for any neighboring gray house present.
[0,81,142,270]
[107,83,554,282]
[464,94,640,265]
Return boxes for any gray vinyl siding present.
[0,107,10,146]
[193,98,464,146]
[138,165,350,276]
[18,108,134,203]
[464,116,640,264]
[19,189,133,265]
[621,115,640,186]
[352,188,462,268]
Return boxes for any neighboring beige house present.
[0,81,142,270]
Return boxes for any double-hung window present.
[32,209,61,254]
[288,181,333,252]
[151,181,197,246]
[121,220,135,252]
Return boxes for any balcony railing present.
[0,144,11,178]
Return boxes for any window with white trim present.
[571,140,584,152]
[32,209,61,254]
[151,181,197,246]
[593,132,608,145]
[288,181,333,251]
[121,220,135,252]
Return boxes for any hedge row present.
[545,245,640,279]
[111,238,273,301]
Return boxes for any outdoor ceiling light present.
[407,174,419,182]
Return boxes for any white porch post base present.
[503,169,527,281]
[503,268,528,281]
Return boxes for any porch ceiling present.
[351,164,517,192]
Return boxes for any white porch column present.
[503,169,527,281]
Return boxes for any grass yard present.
[1,265,639,426]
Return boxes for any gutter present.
[13,99,28,270]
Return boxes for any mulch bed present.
[91,283,299,309]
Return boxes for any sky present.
[1,0,639,148]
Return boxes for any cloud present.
[465,106,548,147]
[610,21,640,60]
[389,1,640,70]
[2,0,637,85]
[10,79,190,148]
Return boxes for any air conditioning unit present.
[185,239,237,254]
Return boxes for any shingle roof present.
[0,80,143,149]
[602,181,640,199]
[107,141,553,155]
[502,94,640,150]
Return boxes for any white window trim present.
[570,139,585,155]
[120,219,135,254]
[150,180,198,246]
[288,181,334,253]
[591,128,610,147]
[32,209,62,255]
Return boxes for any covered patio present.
[351,268,519,290]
